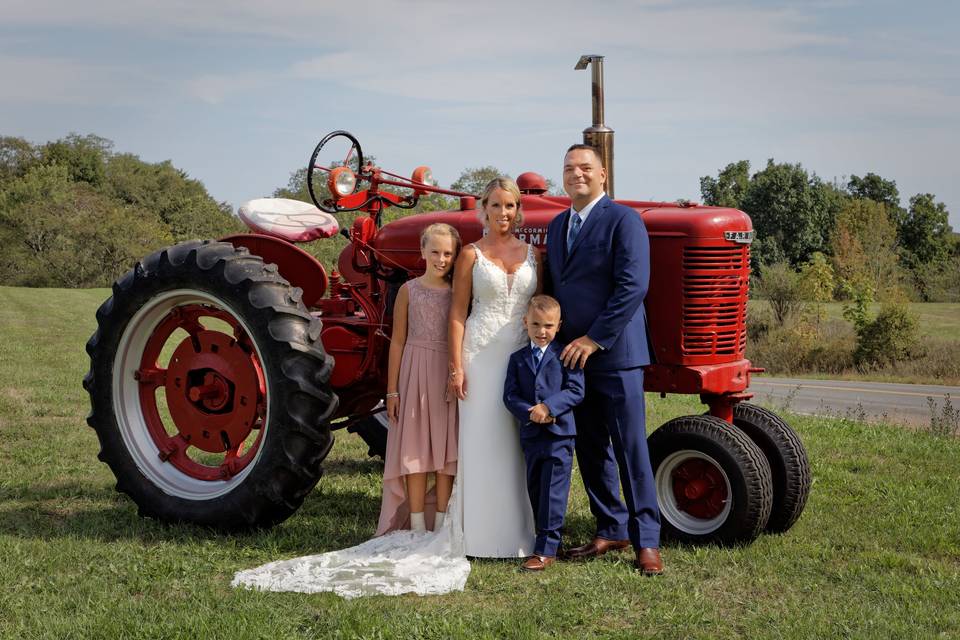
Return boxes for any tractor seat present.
[237,198,339,243]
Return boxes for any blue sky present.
[2,0,958,228]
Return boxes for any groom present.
[544,144,663,575]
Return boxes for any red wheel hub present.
[136,304,266,481]
[671,458,728,519]
[165,330,260,453]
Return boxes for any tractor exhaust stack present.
[575,54,614,198]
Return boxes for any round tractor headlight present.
[328,166,357,197]
[411,166,433,195]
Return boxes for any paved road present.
[747,376,959,428]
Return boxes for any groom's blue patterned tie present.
[567,212,582,252]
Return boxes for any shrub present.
[747,317,854,376]
[799,252,835,325]
[745,300,958,385]
[854,301,918,368]
[756,261,803,325]
[746,303,773,344]
[800,319,856,374]
[909,257,960,302]
[887,338,960,383]
[927,394,959,438]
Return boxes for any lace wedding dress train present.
[231,479,470,599]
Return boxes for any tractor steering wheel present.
[307,130,366,213]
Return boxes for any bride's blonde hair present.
[478,177,524,229]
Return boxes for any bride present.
[232,177,536,597]
[448,177,537,558]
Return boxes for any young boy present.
[503,295,585,571]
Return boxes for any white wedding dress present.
[231,480,470,598]
[231,242,536,597]
[458,243,537,557]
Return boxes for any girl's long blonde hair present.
[419,222,462,283]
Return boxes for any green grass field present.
[746,299,960,385]
[1,286,959,639]
[749,300,960,342]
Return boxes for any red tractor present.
[84,56,809,545]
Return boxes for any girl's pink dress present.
[375,278,458,535]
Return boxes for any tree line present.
[0,134,243,288]
[703,159,958,376]
[700,159,958,303]
[1,133,955,306]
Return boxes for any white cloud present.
[185,71,274,105]
[3,0,957,224]
[0,55,145,105]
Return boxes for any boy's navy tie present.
[532,347,543,372]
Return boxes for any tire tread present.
[649,415,773,546]
[84,240,336,531]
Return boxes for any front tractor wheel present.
[83,240,337,530]
[649,415,773,546]
[731,403,811,534]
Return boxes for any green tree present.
[831,199,900,300]
[0,134,240,287]
[273,167,310,202]
[545,178,565,196]
[0,136,39,182]
[0,164,75,284]
[104,153,240,241]
[40,133,112,187]
[798,251,834,325]
[450,166,503,195]
[899,193,952,267]
[702,159,847,269]
[41,187,172,287]
[911,257,960,302]
[700,160,750,208]
[0,165,172,287]
[847,172,901,213]
[740,160,846,268]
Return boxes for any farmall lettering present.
[84,55,809,546]
[516,226,548,245]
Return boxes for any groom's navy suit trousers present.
[545,195,661,549]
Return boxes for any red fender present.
[220,234,328,307]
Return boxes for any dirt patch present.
[1,386,29,403]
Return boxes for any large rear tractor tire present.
[649,415,773,546]
[83,240,337,530]
[731,403,811,533]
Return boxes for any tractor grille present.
[681,246,749,356]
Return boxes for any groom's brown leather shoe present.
[563,537,631,560]
[521,555,556,572]
[635,547,664,576]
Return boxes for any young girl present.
[375,222,461,535]
[233,225,469,596]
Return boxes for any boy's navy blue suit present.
[503,340,585,557]
[544,194,661,550]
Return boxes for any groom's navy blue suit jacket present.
[503,341,585,439]
[544,195,653,369]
